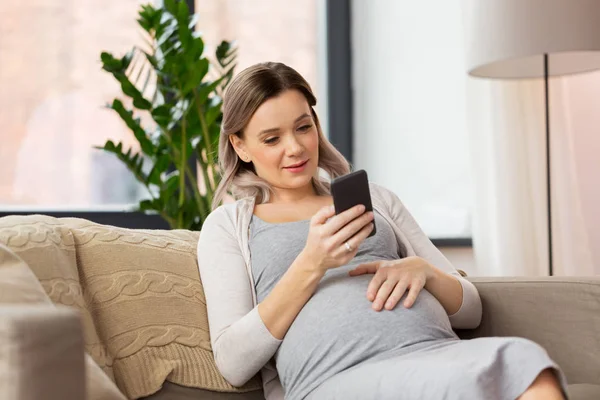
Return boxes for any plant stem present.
[184,166,208,217]
[178,103,187,229]
[194,90,218,191]
[196,151,214,210]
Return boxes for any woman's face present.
[231,89,320,193]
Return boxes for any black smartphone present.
[330,169,376,237]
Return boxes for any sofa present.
[0,214,598,400]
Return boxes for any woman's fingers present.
[332,211,374,245]
[311,205,336,226]
[348,260,380,276]
[372,277,397,311]
[385,277,411,310]
[305,205,375,272]
[347,221,375,254]
[403,278,425,308]
[366,268,389,303]
[323,204,367,235]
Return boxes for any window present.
[0,1,149,209]
[195,0,319,99]
[351,1,473,240]
[0,0,321,211]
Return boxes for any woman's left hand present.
[349,256,435,311]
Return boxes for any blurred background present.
[1,0,599,276]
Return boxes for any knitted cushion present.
[0,240,125,400]
[0,215,261,399]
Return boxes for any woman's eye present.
[264,137,279,144]
[298,124,313,132]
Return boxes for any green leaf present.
[163,0,177,15]
[133,96,153,110]
[137,17,152,32]
[194,77,220,104]
[100,52,122,73]
[162,172,181,200]
[115,73,154,110]
[111,99,154,155]
[215,41,235,67]
[191,36,205,61]
[151,104,171,128]
[147,153,171,185]
[122,49,135,71]
[177,0,190,26]
[218,63,236,91]
[142,50,159,69]
[205,100,222,127]
[183,58,209,94]
[149,127,169,149]
[96,140,149,185]
[138,199,156,212]
[164,195,180,221]
[138,4,161,33]
[119,78,139,98]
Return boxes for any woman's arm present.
[424,264,463,315]
[377,184,482,329]
[198,209,284,387]
[258,252,324,339]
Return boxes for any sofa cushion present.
[61,217,261,398]
[0,242,126,400]
[567,384,600,400]
[0,214,262,399]
[0,306,86,400]
[142,382,264,400]
[0,215,112,377]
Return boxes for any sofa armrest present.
[456,277,600,385]
[0,305,86,400]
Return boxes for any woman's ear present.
[229,134,251,163]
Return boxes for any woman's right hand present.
[301,204,374,273]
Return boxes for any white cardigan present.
[197,183,482,400]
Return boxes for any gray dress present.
[249,212,567,400]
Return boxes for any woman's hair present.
[212,62,350,209]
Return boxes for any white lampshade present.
[463,0,600,78]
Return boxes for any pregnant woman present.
[197,62,567,400]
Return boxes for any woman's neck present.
[270,183,317,204]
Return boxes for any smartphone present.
[330,169,376,237]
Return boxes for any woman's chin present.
[276,174,314,190]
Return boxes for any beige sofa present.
[0,214,599,400]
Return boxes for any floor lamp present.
[463,0,600,276]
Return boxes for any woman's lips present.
[284,159,309,173]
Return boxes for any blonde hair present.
[212,62,350,209]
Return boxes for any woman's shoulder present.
[201,197,254,234]
[369,182,399,203]
[368,182,407,217]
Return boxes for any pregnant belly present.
[275,269,457,398]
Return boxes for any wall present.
[560,72,600,273]
[350,0,473,240]
[441,247,478,276]
[349,0,479,275]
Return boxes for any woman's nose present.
[285,135,304,155]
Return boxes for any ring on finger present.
[344,241,353,252]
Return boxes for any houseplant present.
[97,0,236,230]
